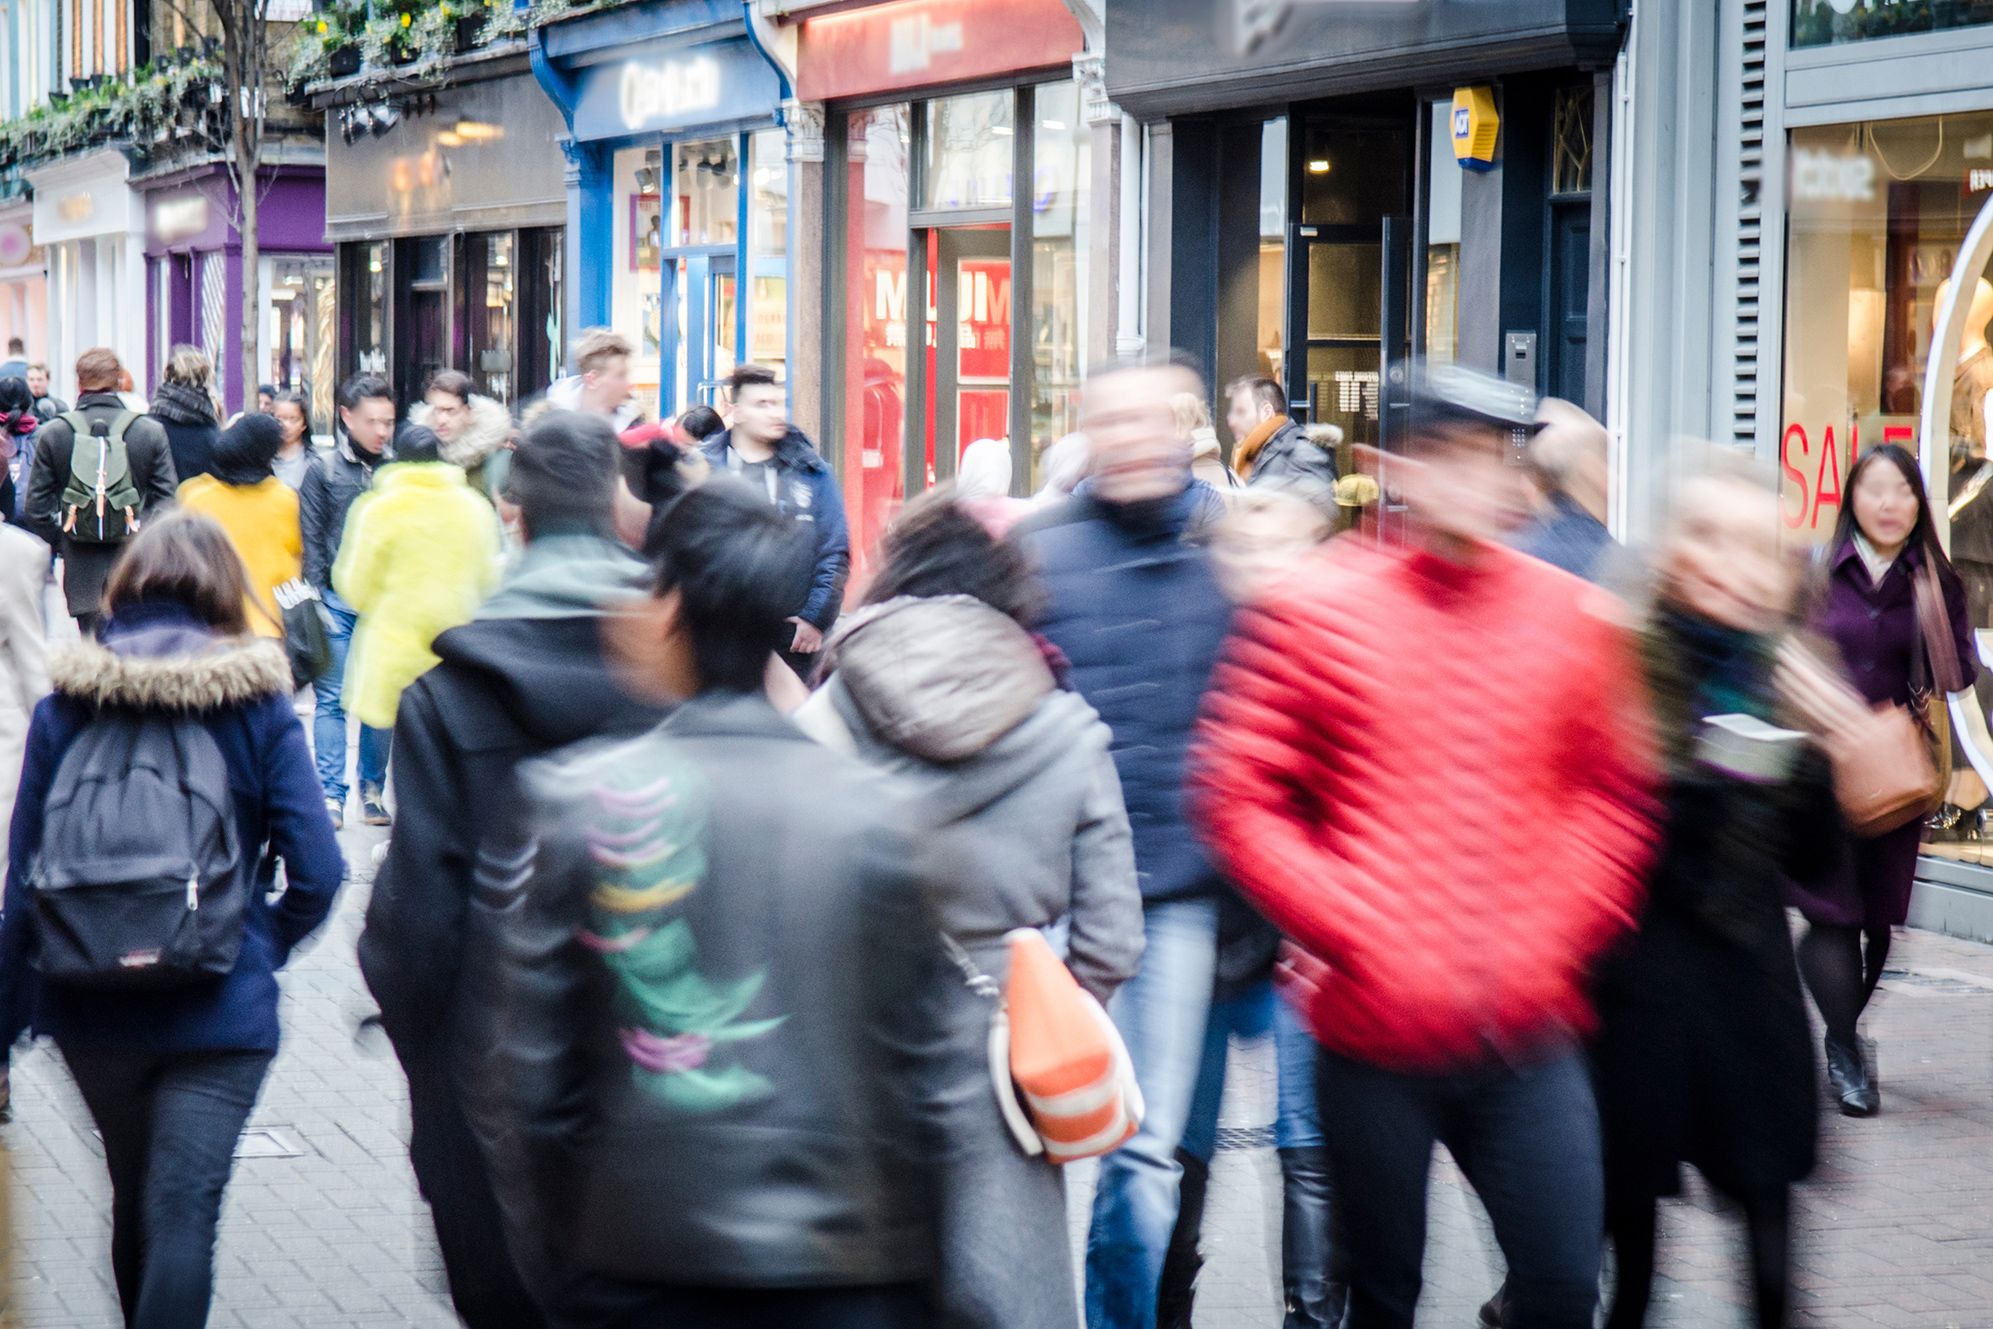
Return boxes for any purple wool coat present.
[1797,539,1979,929]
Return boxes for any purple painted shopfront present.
[140,165,333,421]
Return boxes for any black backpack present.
[28,711,247,989]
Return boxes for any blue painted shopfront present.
[531,0,790,417]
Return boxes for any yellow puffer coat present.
[332,461,501,729]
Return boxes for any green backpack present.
[58,409,144,544]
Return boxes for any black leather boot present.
[1279,1145,1344,1329]
[1825,1033,1878,1117]
[1157,1149,1211,1329]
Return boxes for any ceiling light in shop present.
[635,167,658,192]
[436,131,463,148]
[452,120,502,142]
[1307,159,1331,174]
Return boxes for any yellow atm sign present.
[1450,85,1499,171]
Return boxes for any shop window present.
[1259,119,1288,382]
[748,127,789,377]
[1553,87,1594,197]
[466,232,517,405]
[1783,111,1993,869]
[342,241,390,379]
[199,252,226,403]
[1300,125,1406,227]
[612,144,666,408]
[1030,81,1089,483]
[1423,102,1462,368]
[1793,0,1993,48]
[673,137,739,248]
[839,104,912,585]
[517,227,563,400]
[923,90,1014,211]
[265,254,335,430]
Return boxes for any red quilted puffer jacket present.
[1192,538,1661,1073]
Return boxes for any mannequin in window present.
[1934,279,1993,839]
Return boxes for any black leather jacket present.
[299,432,389,590]
[465,693,946,1299]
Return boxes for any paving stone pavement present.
[8,820,1993,1329]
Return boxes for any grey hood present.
[818,595,1110,824]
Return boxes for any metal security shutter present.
[1729,0,1769,450]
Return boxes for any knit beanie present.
[211,412,284,486]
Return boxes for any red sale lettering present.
[1781,424,1809,530]
[1812,424,1844,526]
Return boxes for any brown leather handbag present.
[1786,559,1966,838]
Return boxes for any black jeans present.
[62,1045,273,1329]
[558,1278,931,1329]
[1316,1048,1603,1329]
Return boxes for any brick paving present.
[7,824,1993,1329]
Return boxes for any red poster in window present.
[957,259,1011,382]
[798,0,1083,103]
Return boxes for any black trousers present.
[62,1045,273,1329]
[406,1059,547,1329]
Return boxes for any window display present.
[1784,110,1993,866]
[613,144,666,406]
[839,105,912,585]
[748,127,789,374]
[1031,81,1089,481]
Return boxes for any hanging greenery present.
[281,0,629,95]
[0,55,225,178]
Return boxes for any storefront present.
[322,72,567,411]
[1772,3,1993,928]
[0,202,47,366]
[27,148,145,400]
[1107,0,1619,465]
[138,166,331,418]
[790,0,1091,573]
[530,0,789,416]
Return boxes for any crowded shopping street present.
[11,2,1993,1329]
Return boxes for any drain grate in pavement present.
[1215,1124,1275,1152]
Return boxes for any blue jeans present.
[314,589,390,806]
[1180,979,1322,1162]
[1316,1049,1604,1329]
[1084,897,1219,1329]
[61,1046,274,1329]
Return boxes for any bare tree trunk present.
[239,133,260,413]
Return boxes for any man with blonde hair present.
[546,327,640,430]
[24,348,178,637]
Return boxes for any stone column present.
[786,99,827,444]
[1075,49,1132,369]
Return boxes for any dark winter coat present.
[469,692,946,1300]
[299,429,390,591]
[23,392,180,616]
[1244,418,1338,494]
[358,535,664,1063]
[1796,539,1978,929]
[148,381,222,484]
[1014,483,1235,904]
[1514,492,1616,583]
[0,604,345,1052]
[700,428,851,631]
[1592,609,1829,1198]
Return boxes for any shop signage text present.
[566,38,780,141]
[620,55,721,132]
[798,0,1083,103]
[1793,147,1875,204]
[1780,419,1915,532]
[150,195,210,246]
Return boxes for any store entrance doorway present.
[917,225,1012,489]
[674,251,741,409]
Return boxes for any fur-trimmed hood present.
[409,393,513,471]
[51,631,292,711]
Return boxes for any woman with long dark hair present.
[1801,443,1977,1115]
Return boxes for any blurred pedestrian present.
[360,411,664,1329]
[1173,393,1235,495]
[797,493,1143,1329]
[676,403,726,444]
[0,375,38,521]
[1034,431,1089,505]
[331,425,501,822]
[411,369,514,506]
[1015,358,1234,1329]
[24,347,178,639]
[269,390,314,491]
[470,481,947,1328]
[955,437,1030,537]
[1515,398,1616,582]
[1193,364,1661,1329]
[177,414,302,639]
[1592,466,1830,1329]
[1226,376,1336,491]
[299,373,395,829]
[0,515,48,1121]
[25,362,67,422]
[1795,443,1976,1116]
[0,337,23,381]
[149,346,223,485]
[700,364,849,675]
[0,511,344,1329]
[1161,484,1338,1329]
[256,385,275,415]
